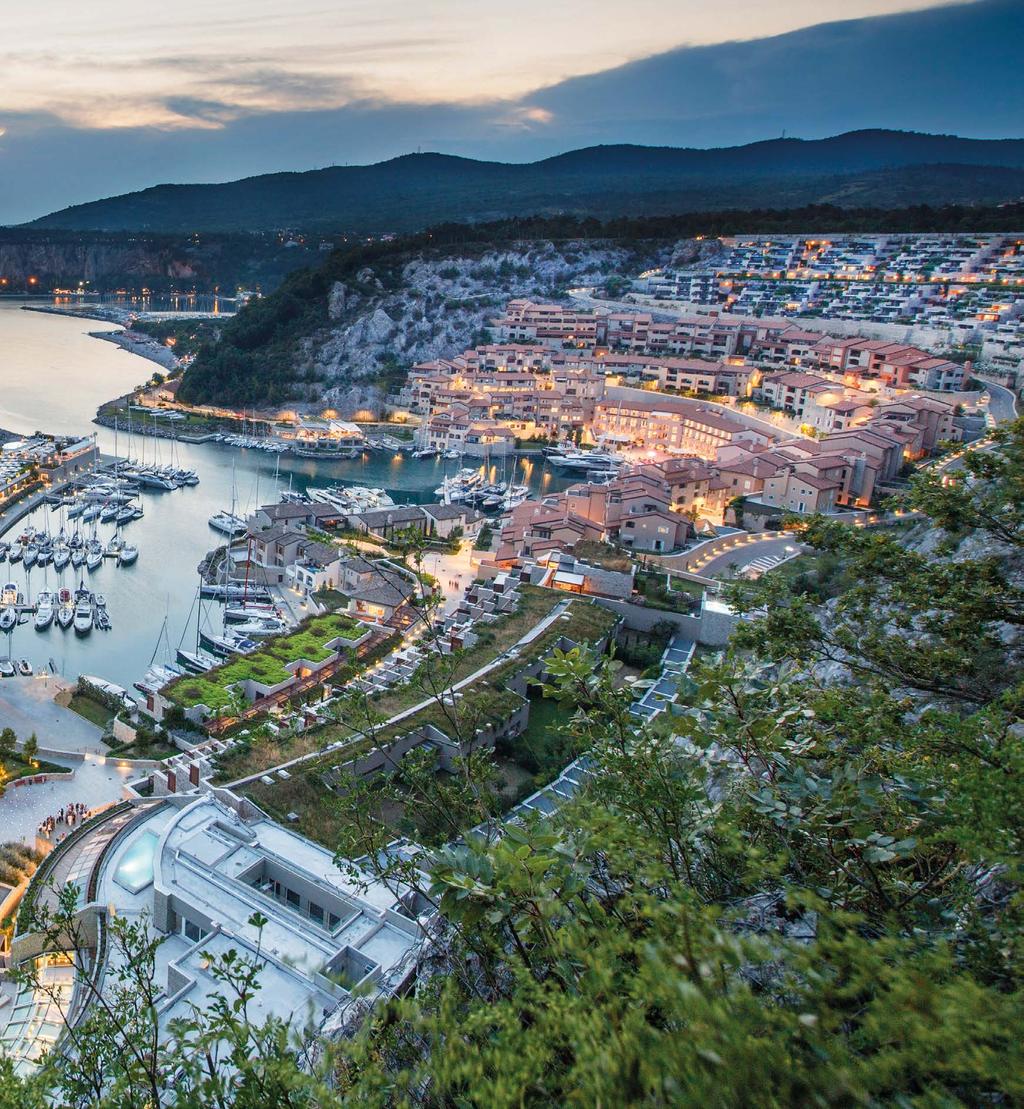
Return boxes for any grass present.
[1,754,65,784]
[668,575,707,598]
[216,588,615,786]
[242,685,527,848]
[165,613,365,711]
[68,693,115,729]
[575,540,635,574]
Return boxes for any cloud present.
[0,0,1020,223]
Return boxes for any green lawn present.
[216,590,615,787]
[166,613,365,711]
[68,693,115,729]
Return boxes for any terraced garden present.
[165,613,366,711]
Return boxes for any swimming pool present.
[112,830,159,894]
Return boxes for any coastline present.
[21,304,181,371]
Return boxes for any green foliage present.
[167,613,363,710]
[10,424,1024,1105]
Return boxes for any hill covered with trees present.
[175,204,1024,411]
[27,131,1024,234]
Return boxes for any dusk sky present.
[1,0,1020,223]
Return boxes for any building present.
[7,796,424,1079]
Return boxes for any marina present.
[0,302,577,690]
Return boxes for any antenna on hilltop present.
[781,129,787,139]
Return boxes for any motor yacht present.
[34,591,55,631]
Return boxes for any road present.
[676,536,804,579]
[982,380,1018,426]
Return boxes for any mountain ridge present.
[26,131,1024,235]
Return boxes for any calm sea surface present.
[0,302,569,689]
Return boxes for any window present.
[309,902,324,923]
[286,888,301,908]
[184,919,205,943]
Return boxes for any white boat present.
[228,616,287,637]
[71,548,86,569]
[224,602,280,623]
[0,608,16,632]
[0,659,14,677]
[208,510,248,537]
[199,628,258,657]
[105,536,124,559]
[73,596,93,635]
[23,546,38,570]
[17,659,32,676]
[1,582,18,607]
[56,588,74,630]
[34,591,55,631]
[86,547,103,572]
[176,647,220,674]
[53,546,71,571]
[7,544,22,563]
[118,544,138,566]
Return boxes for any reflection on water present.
[0,302,570,689]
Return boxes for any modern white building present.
[6,795,426,1077]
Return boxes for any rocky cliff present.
[259,240,665,415]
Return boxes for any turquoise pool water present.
[113,830,159,893]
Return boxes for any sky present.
[0,0,1020,223]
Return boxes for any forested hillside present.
[177,204,1024,411]
[28,131,1024,234]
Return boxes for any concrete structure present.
[8,795,425,1078]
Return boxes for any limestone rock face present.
[295,239,669,419]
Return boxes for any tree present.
[0,727,16,762]
[22,732,38,767]
[8,423,1024,1105]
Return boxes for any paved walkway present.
[0,754,134,846]
[421,543,478,614]
[0,675,108,754]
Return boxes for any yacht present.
[208,510,248,537]
[199,627,258,657]
[7,543,22,563]
[0,543,8,564]
[86,546,103,572]
[71,547,87,569]
[73,594,93,635]
[16,659,32,677]
[224,602,280,623]
[118,544,139,566]
[56,589,74,630]
[23,545,38,570]
[53,545,71,571]
[0,659,14,678]
[105,536,124,559]
[116,505,136,526]
[81,503,103,522]
[176,647,220,674]
[95,608,112,631]
[100,502,120,523]
[34,591,55,631]
[227,615,287,637]
[1,582,18,606]
[0,607,16,632]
